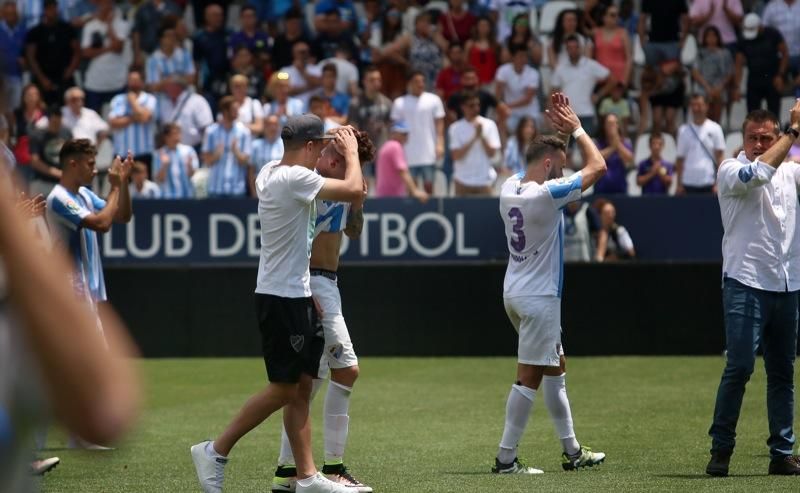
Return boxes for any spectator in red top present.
[436,43,468,102]
[438,0,476,45]
[465,16,499,86]
[592,4,632,86]
[375,121,429,201]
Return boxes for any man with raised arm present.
[492,93,607,475]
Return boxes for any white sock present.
[324,381,352,464]
[278,378,325,466]
[542,373,580,455]
[497,384,536,464]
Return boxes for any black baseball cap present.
[281,114,334,142]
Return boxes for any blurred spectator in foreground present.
[80,0,130,112]
[380,11,448,92]
[192,3,231,112]
[249,114,283,184]
[503,116,536,176]
[593,113,634,195]
[551,35,612,136]
[592,3,631,87]
[735,13,787,117]
[390,71,445,194]
[157,78,214,149]
[638,0,688,67]
[229,73,263,136]
[501,12,542,66]
[0,1,26,115]
[465,16,499,86]
[448,66,505,121]
[263,72,304,128]
[24,0,80,106]
[636,133,674,195]
[108,70,157,170]
[598,82,632,136]
[280,41,322,109]
[689,0,743,52]
[153,123,199,199]
[375,121,429,202]
[548,9,590,69]
[593,198,635,261]
[132,0,181,68]
[270,7,310,72]
[146,22,195,107]
[761,0,800,92]
[495,43,540,141]
[439,0,475,45]
[449,91,501,197]
[347,66,392,152]
[676,94,725,195]
[29,105,70,197]
[436,43,470,103]
[228,5,270,69]
[312,63,349,124]
[564,200,599,263]
[692,26,734,124]
[202,96,251,198]
[129,161,161,198]
[61,87,109,145]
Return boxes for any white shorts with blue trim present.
[504,295,564,367]
[310,275,359,378]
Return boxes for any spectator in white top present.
[280,41,322,109]
[129,161,161,198]
[676,93,725,195]
[761,0,800,85]
[390,70,445,194]
[79,0,129,113]
[449,91,501,196]
[229,74,264,137]
[707,104,800,477]
[551,35,613,137]
[157,78,214,149]
[108,70,157,172]
[60,86,108,145]
[495,43,540,142]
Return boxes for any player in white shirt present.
[191,116,364,493]
[706,103,800,477]
[493,93,607,475]
[272,131,375,493]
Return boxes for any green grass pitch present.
[40,357,800,492]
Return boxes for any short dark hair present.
[509,43,528,57]
[462,65,478,75]
[407,70,426,82]
[460,90,480,106]
[45,104,61,117]
[564,34,580,44]
[525,135,567,166]
[690,93,707,103]
[363,65,380,77]
[322,63,338,76]
[448,42,464,52]
[742,109,780,136]
[285,7,303,20]
[218,95,236,113]
[240,5,256,15]
[308,95,327,107]
[59,139,96,166]
[161,122,181,137]
[648,133,664,145]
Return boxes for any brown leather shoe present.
[768,455,800,475]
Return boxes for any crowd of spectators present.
[1,0,800,200]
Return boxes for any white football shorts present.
[504,295,564,367]
[311,275,359,379]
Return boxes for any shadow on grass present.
[655,474,768,479]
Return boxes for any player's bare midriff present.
[310,230,342,273]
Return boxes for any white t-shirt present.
[500,171,584,298]
[130,180,161,198]
[320,57,359,94]
[448,116,501,187]
[254,160,325,298]
[495,63,541,120]
[235,96,265,126]
[390,92,445,167]
[158,90,215,147]
[280,64,323,108]
[676,119,725,188]
[551,57,610,117]
[61,107,109,145]
[81,16,131,92]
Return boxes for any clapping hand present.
[545,92,581,135]
[16,193,46,218]
[120,151,134,181]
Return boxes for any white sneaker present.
[296,472,351,493]
[67,436,114,450]
[191,440,228,493]
[30,457,60,476]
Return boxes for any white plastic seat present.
[539,1,577,35]
[725,131,743,159]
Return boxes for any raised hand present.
[545,92,581,134]
[120,151,135,181]
[108,156,123,187]
[789,98,800,131]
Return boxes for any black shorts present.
[255,293,324,383]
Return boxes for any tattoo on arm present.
[344,207,364,238]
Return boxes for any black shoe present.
[706,450,732,477]
[768,455,800,475]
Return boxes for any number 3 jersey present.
[499,171,583,299]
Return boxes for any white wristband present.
[572,127,586,139]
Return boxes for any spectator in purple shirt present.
[636,133,674,195]
[228,5,270,68]
[593,113,634,194]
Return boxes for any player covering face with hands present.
[493,93,607,475]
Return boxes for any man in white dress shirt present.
[707,102,800,477]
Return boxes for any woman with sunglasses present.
[592,4,632,87]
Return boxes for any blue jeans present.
[643,41,680,66]
[709,278,798,458]
[409,164,435,185]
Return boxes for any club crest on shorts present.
[290,335,305,353]
[328,344,344,360]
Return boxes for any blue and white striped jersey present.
[46,184,107,302]
[108,91,158,156]
[203,122,252,197]
[152,143,199,199]
[500,171,583,299]
[146,48,194,85]
[314,199,350,237]
[250,137,284,174]
[17,0,92,28]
